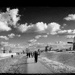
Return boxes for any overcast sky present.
[0,7,75,47]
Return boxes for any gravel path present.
[6,55,27,73]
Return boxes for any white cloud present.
[64,14,75,21]
[57,30,67,34]
[66,35,75,39]
[0,21,11,31]
[57,29,74,34]
[47,22,61,35]
[35,35,42,39]
[7,8,20,26]
[0,8,20,32]
[17,23,34,33]
[18,23,29,32]
[16,34,21,37]
[8,33,15,38]
[0,36,9,40]
[72,29,75,33]
[36,22,47,31]
[0,41,9,46]
[28,39,37,43]
[61,24,67,28]
[67,29,73,33]
[18,22,61,35]
[42,35,48,37]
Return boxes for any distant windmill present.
[67,37,75,50]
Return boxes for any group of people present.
[25,45,52,63]
[26,49,40,63]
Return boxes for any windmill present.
[67,37,75,50]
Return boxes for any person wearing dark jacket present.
[33,51,39,63]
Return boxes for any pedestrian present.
[26,52,29,58]
[30,52,31,57]
[26,48,30,58]
[45,45,49,52]
[28,52,30,58]
[30,52,33,58]
[37,49,40,55]
[33,51,39,63]
[11,55,13,58]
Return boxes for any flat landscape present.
[0,7,75,74]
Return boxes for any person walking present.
[26,48,30,58]
[33,51,39,63]
[45,45,49,52]
[28,52,30,58]
[30,52,33,58]
[26,52,29,58]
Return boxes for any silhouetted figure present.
[30,52,34,58]
[26,52,29,58]
[11,55,13,58]
[28,52,30,58]
[33,51,39,63]
[26,48,30,58]
[49,47,52,51]
[38,49,40,55]
[23,50,25,54]
[45,45,49,52]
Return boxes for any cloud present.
[64,14,75,21]
[28,39,37,44]
[42,35,48,37]
[66,35,75,39]
[57,29,75,35]
[0,36,9,40]
[35,22,47,31]
[61,24,67,28]
[35,35,42,39]
[0,41,9,46]
[8,33,15,38]
[18,23,29,32]
[35,34,48,40]
[57,30,67,34]
[0,21,11,31]
[16,34,21,37]
[0,8,20,32]
[46,22,61,35]
[18,22,61,35]
[6,8,20,26]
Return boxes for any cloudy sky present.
[0,7,75,47]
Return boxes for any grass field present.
[41,51,75,67]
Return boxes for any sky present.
[0,7,75,48]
